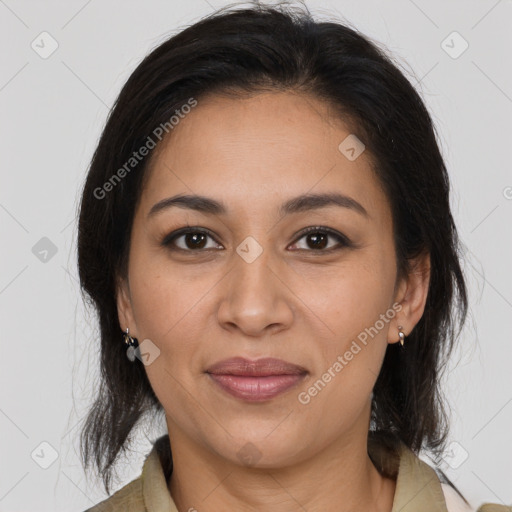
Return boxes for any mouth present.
[205,357,308,402]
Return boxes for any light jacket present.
[85,434,511,512]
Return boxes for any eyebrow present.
[148,192,368,218]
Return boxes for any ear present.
[387,251,430,344]
[116,275,139,338]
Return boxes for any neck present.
[166,423,396,512]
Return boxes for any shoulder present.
[387,437,510,512]
[441,483,475,512]
[439,472,510,512]
[82,476,144,512]
[82,435,173,512]
[476,504,512,512]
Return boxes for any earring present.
[123,327,139,362]
[398,325,406,347]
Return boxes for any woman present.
[77,3,508,511]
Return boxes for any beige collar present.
[140,434,449,512]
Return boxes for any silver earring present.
[123,328,139,362]
[398,325,406,347]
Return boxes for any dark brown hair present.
[77,1,468,494]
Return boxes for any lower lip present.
[207,373,306,402]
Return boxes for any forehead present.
[141,91,389,221]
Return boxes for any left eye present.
[289,227,350,252]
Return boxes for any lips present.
[206,357,307,376]
[206,357,308,402]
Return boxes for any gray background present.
[0,0,511,510]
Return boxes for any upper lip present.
[206,357,308,377]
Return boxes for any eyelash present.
[160,226,352,254]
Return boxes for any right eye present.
[161,227,223,252]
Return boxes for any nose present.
[216,242,294,337]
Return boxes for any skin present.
[117,90,430,512]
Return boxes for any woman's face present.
[117,91,428,467]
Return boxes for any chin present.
[212,430,310,469]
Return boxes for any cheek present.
[295,294,392,440]
[126,253,219,397]
[127,263,209,406]
[301,257,395,393]
[128,249,204,339]
[302,256,395,335]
